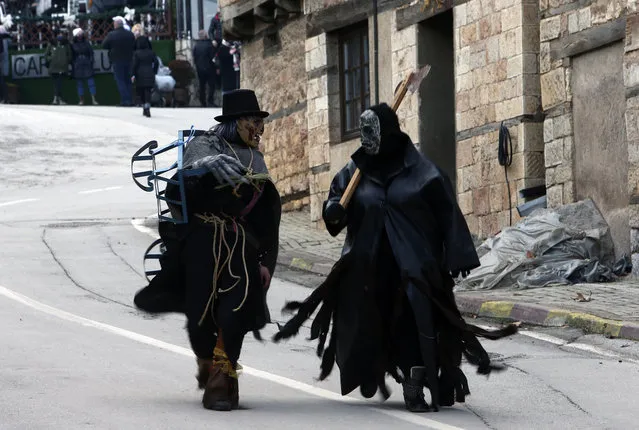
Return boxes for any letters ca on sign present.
[11,49,112,80]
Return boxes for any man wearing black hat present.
[133,89,281,411]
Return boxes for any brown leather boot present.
[196,358,212,389]
[202,365,233,411]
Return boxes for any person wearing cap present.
[102,16,135,106]
[71,28,98,105]
[133,89,281,411]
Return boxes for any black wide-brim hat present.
[214,89,270,122]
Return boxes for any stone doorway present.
[572,42,629,258]
[417,9,456,191]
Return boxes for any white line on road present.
[131,217,160,239]
[0,284,465,430]
[79,186,123,195]
[0,198,39,208]
[131,217,639,367]
[478,324,639,364]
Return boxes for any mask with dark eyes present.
[237,116,265,148]
[360,109,381,155]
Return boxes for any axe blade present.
[407,64,432,93]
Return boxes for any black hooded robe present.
[275,104,515,408]
[133,131,282,365]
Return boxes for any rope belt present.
[195,212,256,326]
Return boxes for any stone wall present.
[626,1,639,270]
[540,0,626,207]
[239,17,309,211]
[391,11,420,143]
[540,0,633,258]
[454,0,543,238]
[306,31,337,223]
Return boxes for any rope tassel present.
[196,213,252,327]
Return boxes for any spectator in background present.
[131,36,158,118]
[207,9,222,47]
[102,16,135,106]
[193,29,216,107]
[44,31,72,105]
[0,24,11,104]
[217,39,239,95]
[71,28,98,106]
[131,23,143,39]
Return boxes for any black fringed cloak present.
[133,131,282,354]
[274,104,516,408]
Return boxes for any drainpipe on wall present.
[373,0,379,105]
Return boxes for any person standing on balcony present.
[102,16,135,106]
[71,28,98,106]
[193,29,217,107]
[44,31,72,105]
[131,36,158,118]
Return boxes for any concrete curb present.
[276,250,334,277]
[456,295,639,342]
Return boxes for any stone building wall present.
[454,0,544,238]
[391,12,420,145]
[539,0,633,259]
[540,0,625,208]
[625,0,639,269]
[306,31,335,223]
[239,17,309,211]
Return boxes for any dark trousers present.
[0,60,6,102]
[197,69,216,107]
[52,73,65,98]
[112,61,133,105]
[136,86,151,108]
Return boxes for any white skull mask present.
[360,109,381,155]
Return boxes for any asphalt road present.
[1,105,639,430]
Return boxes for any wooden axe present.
[338,64,432,208]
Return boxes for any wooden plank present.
[549,18,626,61]
[395,0,454,31]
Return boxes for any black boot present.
[143,107,151,117]
[402,377,430,413]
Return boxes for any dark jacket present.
[207,14,222,43]
[132,48,159,88]
[102,27,135,64]
[217,43,237,92]
[44,41,72,74]
[0,32,11,55]
[192,39,215,74]
[71,39,95,79]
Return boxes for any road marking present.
[132,217,639,368]
[131,216,159,239]
[0,284,465,430]
[478,324,639,364]
[0,198,39,208]
[79,186,123,195]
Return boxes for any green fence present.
[5,40,175,105]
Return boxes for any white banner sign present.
[11,49,113,80]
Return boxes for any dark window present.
[339,23,370,140]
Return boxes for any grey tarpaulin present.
[456,199,631,291]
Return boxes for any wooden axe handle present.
[338,75,412,208]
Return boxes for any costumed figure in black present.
[274,103,516,412]
[133,89,281,411]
